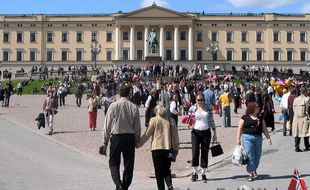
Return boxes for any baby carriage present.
[35,113,45,130]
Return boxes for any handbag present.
[210,142,224,157]
[181,115,195,127]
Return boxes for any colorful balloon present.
[285,79,291,87]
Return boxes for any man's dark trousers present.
[109,134,135,190]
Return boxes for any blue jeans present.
[222,106,231,127]
[242,134,263,173]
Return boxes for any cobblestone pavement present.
[0,94,282,180]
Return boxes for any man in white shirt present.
[280,89,291,136]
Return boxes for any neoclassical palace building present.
[1,3,310,68]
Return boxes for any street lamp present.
[91,40,101,70]
[206,41,219,69]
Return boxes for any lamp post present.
[91,40,101,70]
[206,41,219,69]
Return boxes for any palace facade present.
[1,3,310,68]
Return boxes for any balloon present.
[270,80,276,86]
[285,79,291,87]
[283,88,288,94]
[277,80,285,86]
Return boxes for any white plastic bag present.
[232,145,248,166]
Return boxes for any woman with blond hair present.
[137,105,179,190]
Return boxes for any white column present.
[174,25,179,61]
[115,24,121,60]
[130,26,135,60]
[144,26,149,59]
[188,25,193,61]
[160,26,164,59]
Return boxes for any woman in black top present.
[237,102,272,181]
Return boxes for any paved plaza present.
[0,94,309,189]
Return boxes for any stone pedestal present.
[145,55,162,65]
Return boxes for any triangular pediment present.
[118,5,193,19]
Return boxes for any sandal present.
[248,174,254,181]
[252,171,258,179]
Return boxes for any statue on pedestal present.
[146,28,158,54]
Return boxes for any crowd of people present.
[1,63,310,190]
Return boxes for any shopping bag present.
[181,115,195,127]
[232,145,248,166]
[210,142,224,157]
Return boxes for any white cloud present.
[301,3,310,13]
[140,0,170,8]
[228,0,298,9]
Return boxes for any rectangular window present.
[196,32,202,42]
[287,32,293,42]
[301,50,306,61]
[17,32,23,42]
[123,50,129,60]
[30,32,36,42]
[47,32,53,42]
[62,32,68,42]
[123,31,129,41]
[30,50,36,61]
[76,32,83,42]
[180,31,186,40]
[47,51,53,61]
[226,32,232,42]
[211,32,217,42]
[16,50,23,61]
[242,50,248,61]
[137,49,143,60]
[61,50,67,61]
[3,32,9,42]
[106,51,112,61]
[180,49,186,60]
[91,32,97,42]
[197,50,202,61]
[274,50,280,61]
[287,50,293,61]
[76,50,83,61]
[3,51,9,61]
[107,32,112,42]
[166,49,172,60]
[227,50,233,61]
[300,32,306,42]
[257,50,263,61]
[273,32,280,42]
[241,32,247,42]
[166,31,172,40]
[137,31,143,41]
[256,32,262,42]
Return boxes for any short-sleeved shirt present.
[241,114,263,136]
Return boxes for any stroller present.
[35,113,45,129]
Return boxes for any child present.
[215,96,220,114]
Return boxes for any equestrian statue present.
[146,28,159,54]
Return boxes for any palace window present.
[273,50,280,61]
[30,50,36,61]
[180,31,186,40]
[62,32,68,42]
[166,31,172,40]
[123,31,129,41]
[137,31,143,40]
[16,50,23,61]
[3,32,9,43]
[166,49,172,60]
[30,32,36,43]
[47,32,53,42]
[211,32,217,42]
[91,32,97,42]
[17,32,23,43]
[76,32,83,42]
[273,32,280,42]
[242,50,248,61]
[3,51,9,61]
[46,50,53,61]
[76,50,83,61]
[256,32,263,42]
[106,51,112,61]
[180,49,186,60]
[257,50,263,61]
[226,32,232,42]
[300,32,306,42]
[197,50,203,61]
[61,50,68,61]
[137,49,143,60]
[287,50,293,61]
[300,50,307,61]
[241,32,248,42]
[227,50,233,61]
[287,32,293,42]
[123,49,129,60]
[196,32,202,42]
[107,32,112,42]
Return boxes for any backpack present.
[47,95,58,110]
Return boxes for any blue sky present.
[0,0,309,14]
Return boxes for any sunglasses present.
[197,99,204,102]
